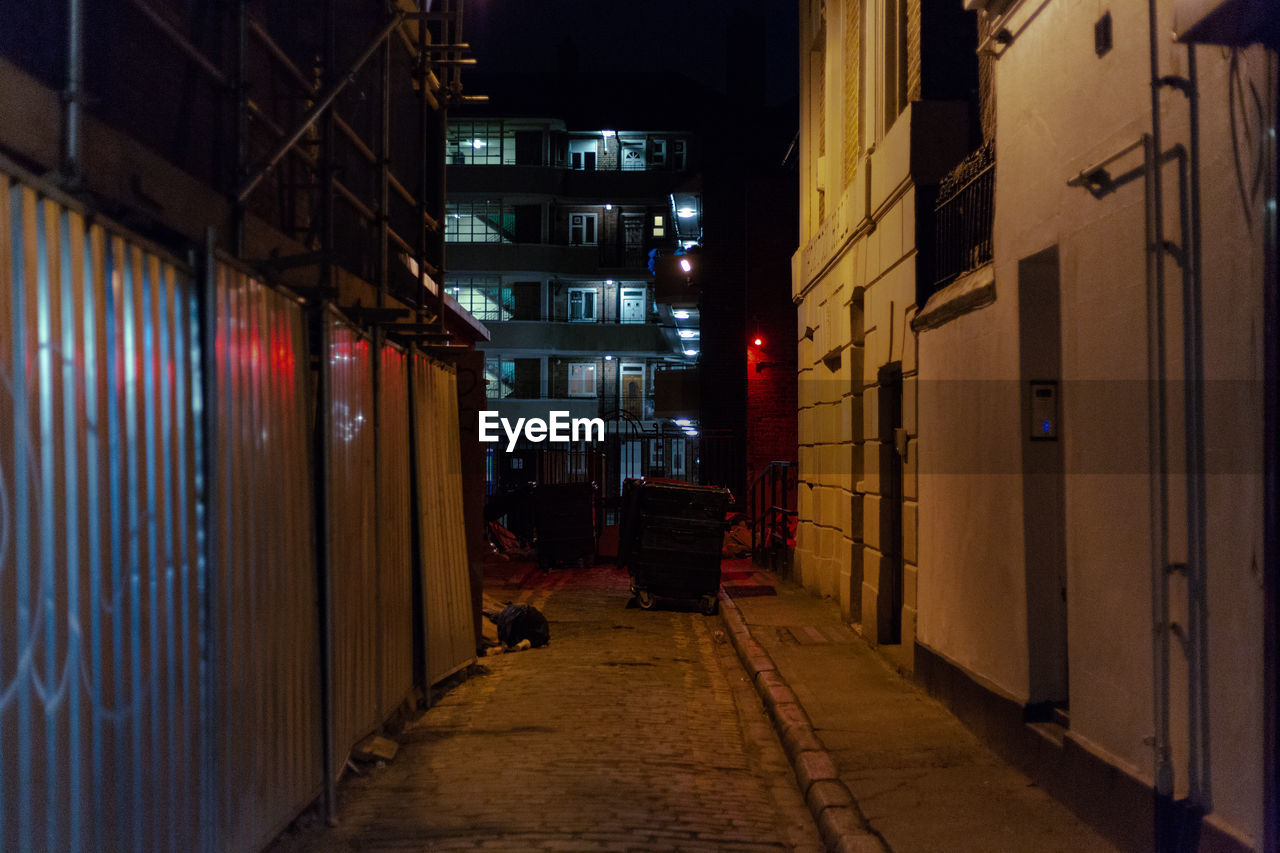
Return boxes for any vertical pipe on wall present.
[63,0,83,183]
[1181,44,1210,812]
[1264,51,1279,853]
[1146,2,1174,847]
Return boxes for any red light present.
[753,337,763,346]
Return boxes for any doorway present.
[620,363,645,419]
[877,362,904,645]
[1019,246,1068,708]
[620,287,646,324]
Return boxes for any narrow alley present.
[1,1,1276,851]
[272,562,821,852]
[271,559,1116,853]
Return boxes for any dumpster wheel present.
[637,590,655,610]
[699,594,718,616]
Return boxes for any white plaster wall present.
[949,0,1271,842]
[916,283,1029,696]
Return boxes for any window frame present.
[567,286,598,322]
[567,362,597,398]
[569,212,598,246]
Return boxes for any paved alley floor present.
[720,562,1122,853]
[272,562,822,852]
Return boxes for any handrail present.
[749,461,797,570]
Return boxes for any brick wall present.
[907,0,922,101]
[842,0,861,190]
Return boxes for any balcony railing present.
[933,141,995,292]
[485,391,657,420]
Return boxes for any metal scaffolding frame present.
[60,0,483,327]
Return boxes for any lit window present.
[570,138,597,170]
[568,287,597,322]
[447,275,511,322]
[568,362,597,397]
[447,120,503,165]
[569,213,597,245]
[653,214,664,238]
[445,201,514,243]
[485,358,516,399]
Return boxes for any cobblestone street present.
[273,564,822,852]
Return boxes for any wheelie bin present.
[618,478,730,614]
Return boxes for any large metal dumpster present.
[618,479,730,614]
[533,482,597,570]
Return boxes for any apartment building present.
[445,114,703,498]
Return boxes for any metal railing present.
[750,462,798,571]
[933,141,995,292]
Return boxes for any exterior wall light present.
[679,258,692,273]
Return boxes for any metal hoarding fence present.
[411,352,475,685]
[376,340,414,718]
[0,170,204,851]
[209,260,322,851]
[323,309,381,778]
[0,163,481,848]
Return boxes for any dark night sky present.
[460,0,799,108]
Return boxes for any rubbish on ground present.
[722,513,752,558]
[352,735,399,763]
[487,520,535,560]
[482,601,551,650]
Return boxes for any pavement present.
[271,559,822,852]
[271,557,1121,853]
[718,559,1121,853]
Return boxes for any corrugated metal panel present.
[0,172,204,851]
[412,352,475,684]
[376,342,414,717]
[324,311,380,769]
[210,261,322,852]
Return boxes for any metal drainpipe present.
[1264,52,1279,853]
[63,0,83,183]
[1145,0,1175,823]
[1182,44,1210,813]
